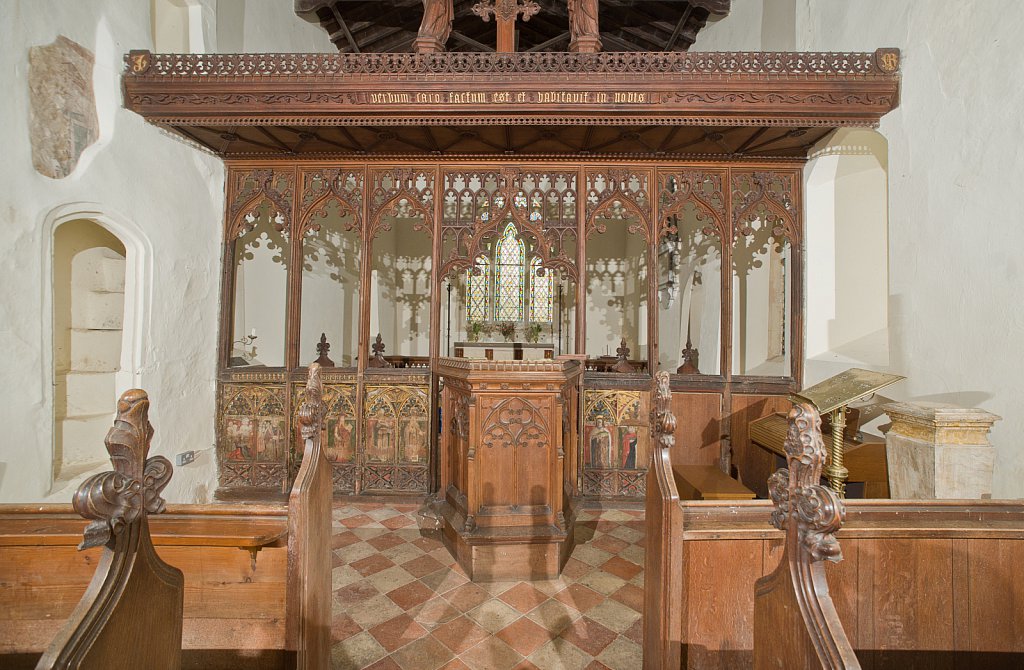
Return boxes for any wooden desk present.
[437,357,581,581]
[672,465,756,501]
[749,413,889,498]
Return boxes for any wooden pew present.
[0,364,331,670]
[645,380,1024,669]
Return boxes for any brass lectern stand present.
[436,358,582,581]
[792,368,903,496]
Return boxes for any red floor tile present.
[387,580,436,610]
[559,616,618,656]
[601,556,642,581]
[498,582,549,613]
[369,613,428,652]
[610,583,644,613]
[351,553,397,577]
[553,583,605,613]
[495,616,552,656]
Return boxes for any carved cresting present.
[39,389,184,670]
[73,389,173,550]
[754,403,858,670]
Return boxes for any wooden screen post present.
[753,403,859,670]
[642,371,684,669]
[37,390,184,670]
[286,363,332,669]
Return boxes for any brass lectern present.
[436,358,582,581]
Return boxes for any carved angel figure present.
[418,0,454,46]
[568,0,599,41]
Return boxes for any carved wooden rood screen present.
[122,44,900,500]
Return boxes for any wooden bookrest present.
[672,464,755,501]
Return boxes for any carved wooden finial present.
[766,402,845,562]
[368,333,393,368]
[611,337,634,373]
[652,371,675,450]
[41,388,184,669]
[314,332,335,367]
[677,325,700,375]
[72,389,172,550]
[754,402,857,668]
[297,363,326,441]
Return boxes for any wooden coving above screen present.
[122,49,901,159]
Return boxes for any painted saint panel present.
[582,389,650,498]
[363,384,430,493]
[293,381,359,492]
[218,383,288,488]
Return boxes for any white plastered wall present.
[695,0,1024,498]
[0,0,331,503]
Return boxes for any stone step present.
[68,328,122,371]
[55,371,117,417]
[56,415,114,466]
[70,290,124,330]
[75,247,126,293]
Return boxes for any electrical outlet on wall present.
[175,451,196,467]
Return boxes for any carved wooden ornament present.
[38,389,184,670]
[754,403,859,670]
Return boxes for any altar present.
[452,341,555,361]
[436,357,582,581]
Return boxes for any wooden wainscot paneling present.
[730,393,793,497]
[670,391,723,467]
[642,497,1024,670]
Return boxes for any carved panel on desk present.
[363,385,430,493]
[293,382,358,492]
[582,389,650,498]
[218,383,288,488]
[477,394,554,511]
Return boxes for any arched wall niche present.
[804,128,890,383]
[43,204,151,492]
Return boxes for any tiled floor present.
[331,503,646,670]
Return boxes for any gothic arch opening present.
[52,219,127,484]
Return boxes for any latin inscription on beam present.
[364,91,650,105]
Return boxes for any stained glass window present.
[494,222,525,321]
[530,256,553,323]
[467,255,490,321]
